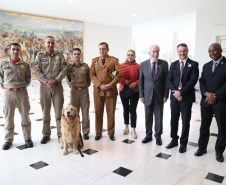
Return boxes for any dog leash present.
[78,132,84,157]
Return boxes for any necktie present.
[102,58,106,65]
[152,62,156,80]
[212,61,217,72]
[178,61,184,88]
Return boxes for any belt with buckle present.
[71,86,87,90]
[4,87,25,91]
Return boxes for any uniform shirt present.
[90,55,122,97]
[34,51,68,83]
[67,63,91,87]
[0,59,31,89]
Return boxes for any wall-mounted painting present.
[0,10,84,78]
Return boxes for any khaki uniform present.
[90,56,122,136]
[67,63,91,135]
[0,59,31,142]
[34,51,68,137]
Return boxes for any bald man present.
[195,43,226,163]
[139,45,169,145]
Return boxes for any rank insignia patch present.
[20,65,25,71]
[55,56,59,60]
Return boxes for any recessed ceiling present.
[0,0,207,27]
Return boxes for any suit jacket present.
[90,55,122,97]
[139,59,169,105]
[167,58,199,102]
[200,57,226,111]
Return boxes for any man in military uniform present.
[67,48,91,140]
[0,43,33,150]
[90,42,122,141]
[34,36,68,144]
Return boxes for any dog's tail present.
[78,132,84,157]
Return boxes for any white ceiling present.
[0,0,207,27]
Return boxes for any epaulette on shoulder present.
[92,57,99,61]
[83,63,89,66]
[111,56,119,60]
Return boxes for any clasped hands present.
[125,79,137,89]
[46,80,57,91]
[172,90,182,101]
[99,84,110,91]
[205,92,217,104]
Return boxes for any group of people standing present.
[0,36,226,163]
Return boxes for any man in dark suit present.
[166,43,199,153]
[139,45,169,145]
[194,43,226,162]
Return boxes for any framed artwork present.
[0,10,84,78]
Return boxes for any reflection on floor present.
[0,81,225,185]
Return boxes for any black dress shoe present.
[2,142,12,150]
[179,145,187,153]
[194,148,207,156]
[142,137,152,144]
[25,139,33,148]
[216,153,224,162]
[83,134,89,140]
[156,138,162,146]
[165,141,178,149]
[95,136,102,140]
[40,136,51,144]
[109,136,115,141]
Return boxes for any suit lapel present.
[176,60,180,78]
[211,57,225,76]
[182,58,190,77]
[146,60,153,80]
[98,57,103,67]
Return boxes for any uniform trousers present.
[198,106,226,154]
[40,83,63,137]
[70,88,90,135]
[3,88,31,142]
[94,96,117,136]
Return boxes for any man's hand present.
[51,85,57,91]
[177,96,183,101]
[104,84,110,90]
[163,97,168,103]
[205,92,216,104]
[172,90,181,98]
[46,80,55,88]
[125,80,130,85]
[140,98,144,104]
[129,82,137,89]
[99,84,110,91]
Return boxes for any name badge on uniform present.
[82,66,85,70]
[20,65,25,71]
[42,57,47,62]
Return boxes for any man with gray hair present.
[139,45,169,145]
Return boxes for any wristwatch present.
[54,79,58,86]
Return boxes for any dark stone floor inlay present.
[156,153,171,160]
[113,167,133,177]
[102,128,107,132]
[196,119,201,122]
[205,172,224,184]
[122,139,135,144]
[14,132,18,135]
[188,142,198,147]
[35,119,43,121]
[30,161,49,170]
[83,148,98,155]
[0,124,4,127]
[0,116,4,119]
[210,133,218,137]
[50,126,57,129]
[29,112,35,115]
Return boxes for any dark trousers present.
[198,106,226,154]
[145,96,164,139]
[170,100,193,145]
[119,91,139,128]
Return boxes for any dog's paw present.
[74,150,79,154]
[63,151,68,155]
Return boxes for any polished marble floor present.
[0,81,226,185]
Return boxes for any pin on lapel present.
[188,64,192,67]
[221,62,223,64]
[158,66,160,67]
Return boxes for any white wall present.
[132,13,196,64]
[84,22,132,65]
[194,0,226,70]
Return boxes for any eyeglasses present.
[127,54,135,57]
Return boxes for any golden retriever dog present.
[60,105,83,155]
